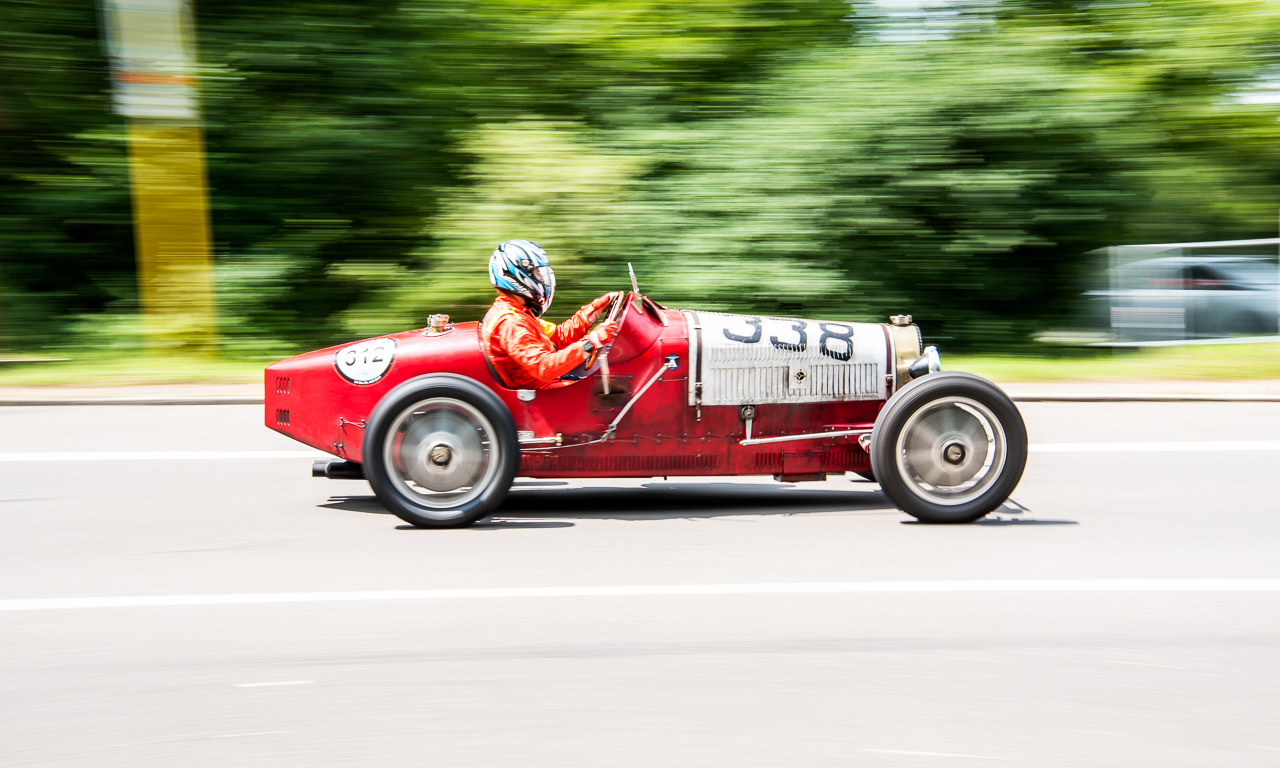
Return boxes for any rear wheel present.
[363,375,518,528]
[871,373,1027,524]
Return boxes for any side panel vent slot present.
[823,445,870,470]
[275,377,291,394]
[276,409,291,426]
[521,453,718,473]
[753,451,784,470]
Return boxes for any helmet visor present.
[533,264,555,313]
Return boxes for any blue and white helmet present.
[489,239,555,317]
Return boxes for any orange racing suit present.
[481,293,608,389]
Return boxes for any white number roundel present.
[334,338,397,385]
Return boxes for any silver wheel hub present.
[383,397,498,514]
[895,396,1006,506]
[428,444,452,467]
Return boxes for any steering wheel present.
[583,290,629,373]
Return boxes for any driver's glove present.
[582,320,620,353]
[585,293,618,324]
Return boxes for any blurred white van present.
[1084,254,1278,341]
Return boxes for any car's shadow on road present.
[902,518,1079,526]
[500,482,896,522]
[319,480,898,529]
[319,483,1075,529]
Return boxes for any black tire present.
[870,373,1027,524]
[363,374,518,528]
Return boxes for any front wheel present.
[870,373,1027,524]
[363,375,518,528]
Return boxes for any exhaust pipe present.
[311,459,365,480]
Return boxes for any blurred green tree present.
[0,0,132,348]
[3,0,1280,354]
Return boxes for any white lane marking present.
[861,750,1002,760]
[2,579,1279,612]
[211,731,292,738]
[0,450,324,463]
[1032,440,1280,453]
[234,681,314,688]
[1106,660,1184,669]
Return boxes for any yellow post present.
[125,122,216,351]
[103,0,216,353]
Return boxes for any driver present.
[481,239,619,389]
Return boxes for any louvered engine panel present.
[687,311,888,406]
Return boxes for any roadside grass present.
[948,340,1280,382]
[0,339,1277,387]
[0,353,267,387]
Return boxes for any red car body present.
[265,292,1026,527]
[266,294,888,479]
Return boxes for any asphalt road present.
[1,401,1278,767]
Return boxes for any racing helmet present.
[489,239,555,317]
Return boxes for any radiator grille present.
[704,363,881,404]
[690,312,887,405]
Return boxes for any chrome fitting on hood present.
[907,346,941,379]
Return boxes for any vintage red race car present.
[265,283,1027,528]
